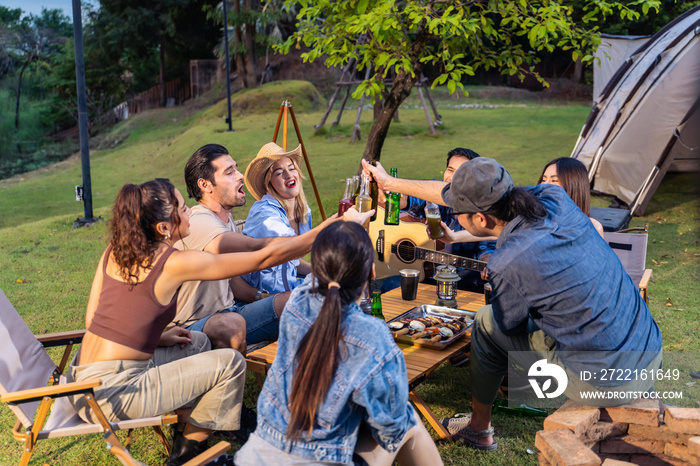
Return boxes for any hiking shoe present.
[439,413,498,451]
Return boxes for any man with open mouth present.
[171,143,318,357]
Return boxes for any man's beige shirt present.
[173,205,235,326]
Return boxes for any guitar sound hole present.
[395,240,416,263]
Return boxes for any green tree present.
[45,5,127,133]
[207,0,296,88]
[277,0,661,162]
[587,0,699,35]
[0,7,24,79]
[98,0,220,102]
[99,0,189,106]
[0,7,71,128]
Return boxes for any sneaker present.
[439,414,498,451]
[439,413,473,437]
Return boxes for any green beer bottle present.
[369,160,379,222]
[371,291,384,320]
[384,168,400,225]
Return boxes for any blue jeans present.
[186,296,279,345]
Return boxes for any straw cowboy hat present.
[244,142,303,200]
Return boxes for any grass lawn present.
[0,82,698,465]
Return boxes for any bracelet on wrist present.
[255,289,269,301]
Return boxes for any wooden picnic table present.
[246,283,486,442]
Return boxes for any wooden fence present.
[126,77,191,116]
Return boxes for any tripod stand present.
[271,101,327,220]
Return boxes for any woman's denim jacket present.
[254,276,416,464]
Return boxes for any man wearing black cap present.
[363,158,662,451]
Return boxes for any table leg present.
[409,391,454,442]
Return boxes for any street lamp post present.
[222,0,233,132]
[72,0,97,227]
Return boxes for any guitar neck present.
[413,246,486,272]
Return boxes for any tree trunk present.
[15,58,31,129]
[243,0,258,87]
[232,0,248,88]
[362,68,423,163]
[573,58,583,83]
[244,26,257,86]
[361,24,432,164]
[373,92,383,121]
[159,42,166,107]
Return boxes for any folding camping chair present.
[108,438,232,466]
[0,289,178,465]
[603,223,653,303]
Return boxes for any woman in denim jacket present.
[235,221,442,465]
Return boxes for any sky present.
[1,0,93,18]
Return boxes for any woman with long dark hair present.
[538,157,604,236]
[235,221,442,465]
[70,179,367,465]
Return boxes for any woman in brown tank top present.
[74,178,372,465]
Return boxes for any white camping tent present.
[593,34,650,102]
[571,6,700,216]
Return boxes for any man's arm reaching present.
[362,159,447,206]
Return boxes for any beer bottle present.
[371,291,384,320]
[354,173,372,231]
[384,168,400,225]
[338,178,355,216]
[492,398,547,417]
[369,161,379,222]
[351,175,360,202]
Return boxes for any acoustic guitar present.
[368,207,487,281]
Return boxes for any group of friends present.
[67,141,662,465]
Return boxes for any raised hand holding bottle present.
[384,168,400,225]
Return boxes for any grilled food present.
[390,315,468,342]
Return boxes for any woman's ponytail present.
[287,284,343,438]
[286,222,373,439]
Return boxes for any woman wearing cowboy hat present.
[241,142,312,296]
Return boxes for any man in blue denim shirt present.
[364,157,662,451]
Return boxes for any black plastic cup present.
[399,269,420,300]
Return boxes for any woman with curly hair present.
[539,157,605,236]
[70,178,368,465]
